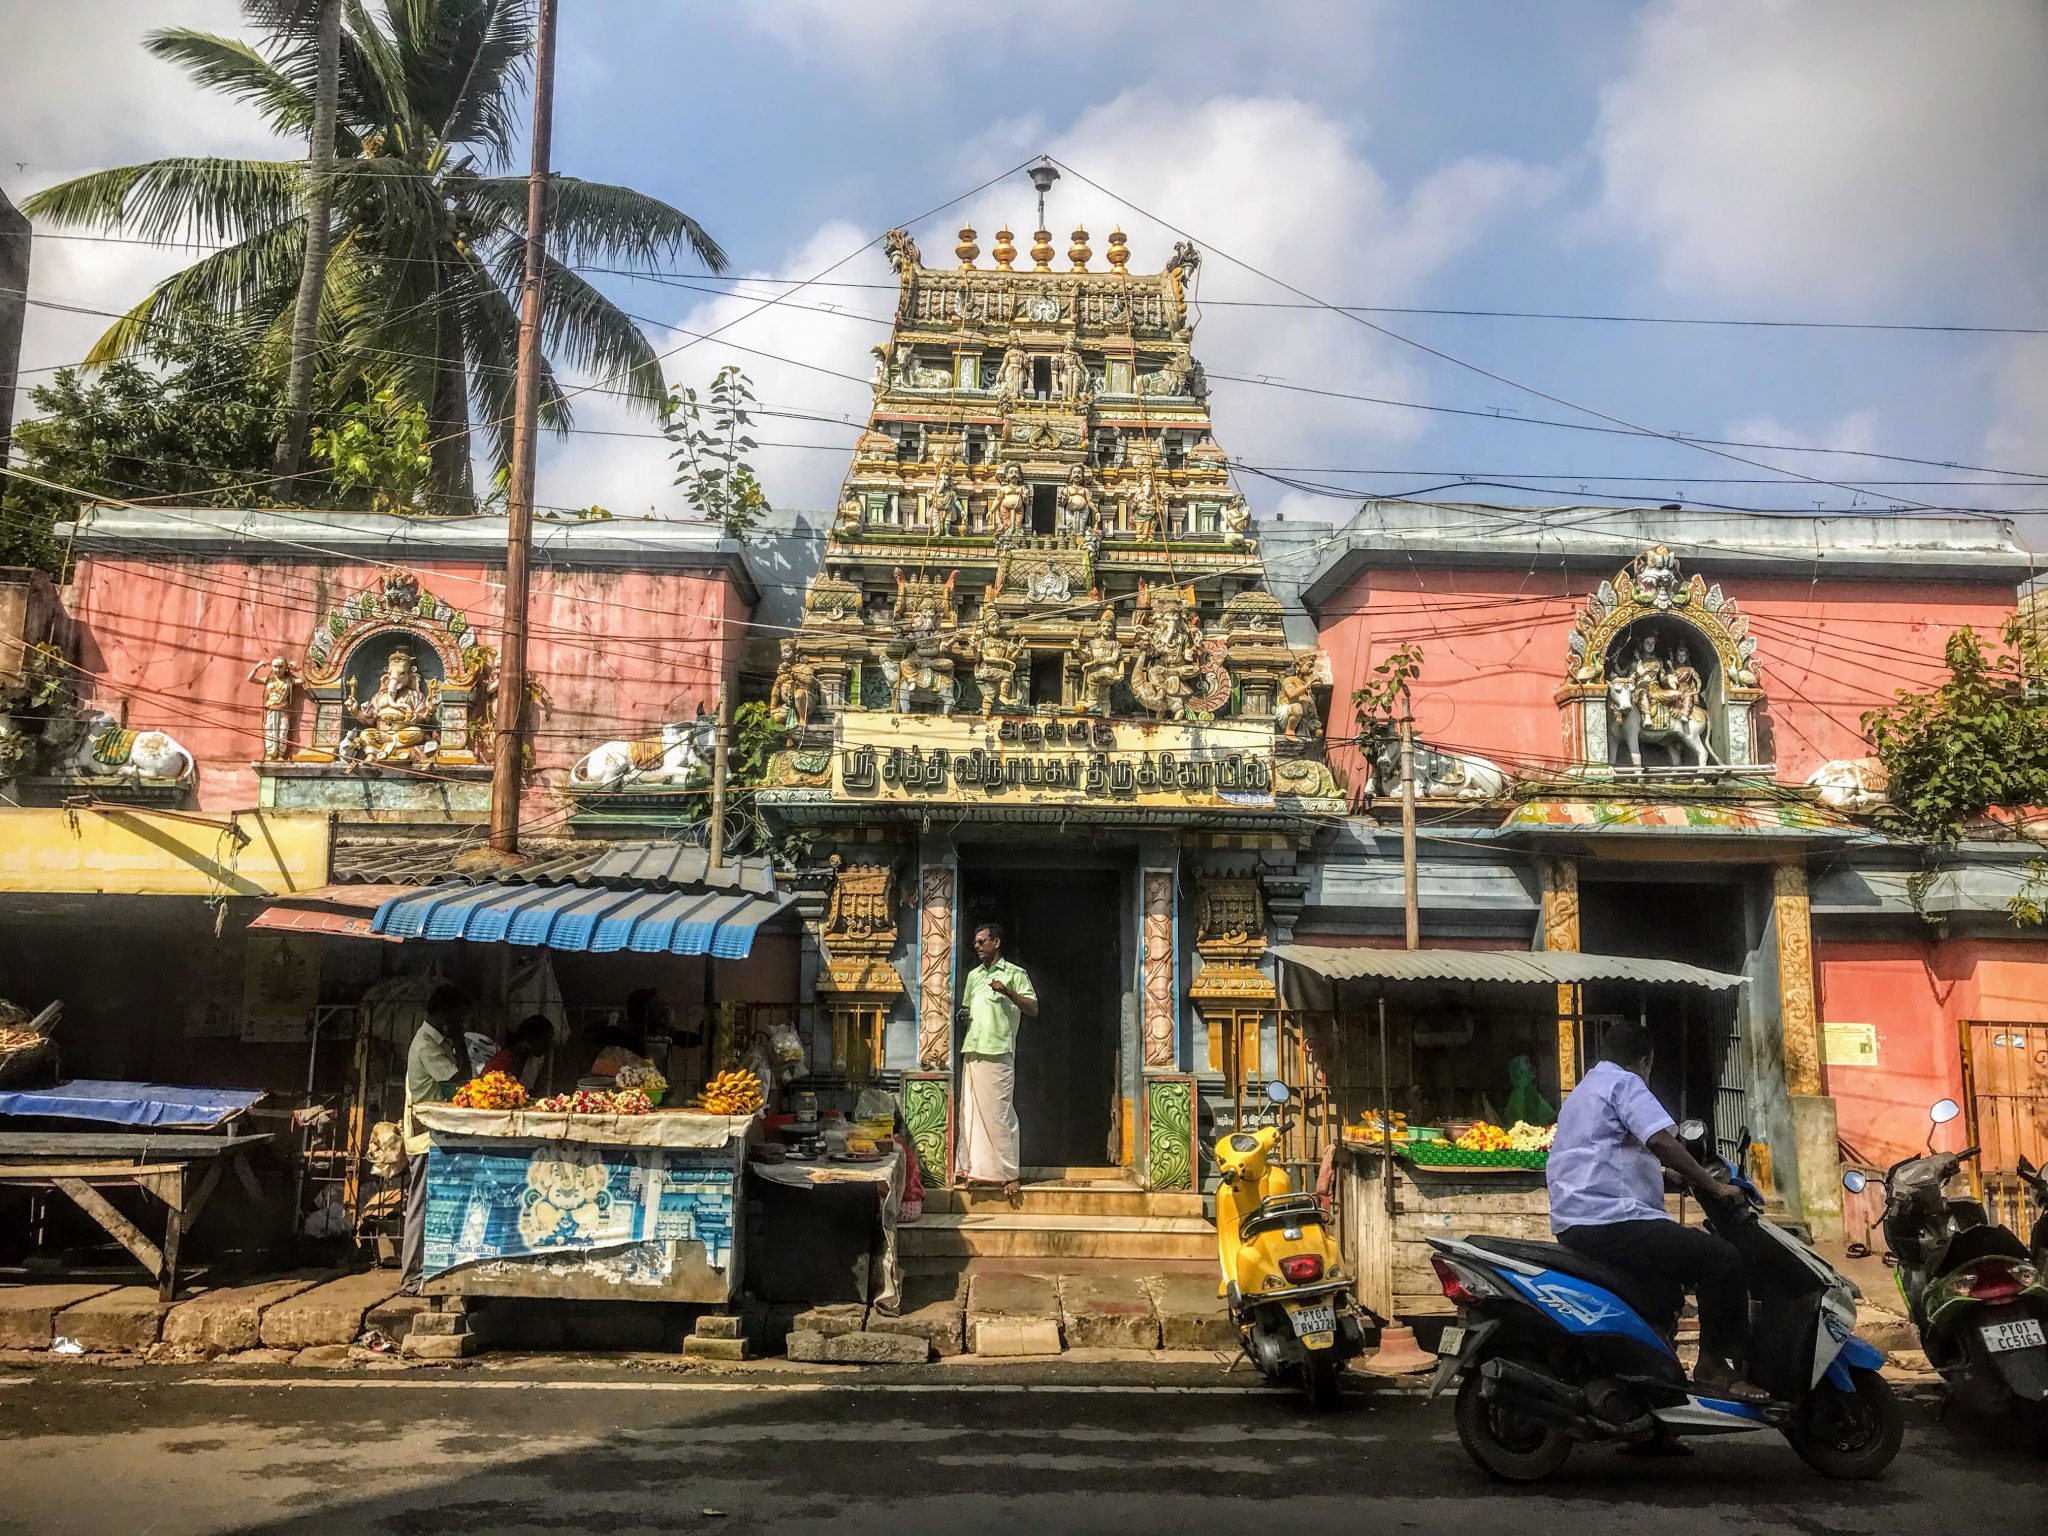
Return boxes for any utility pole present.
[706,689,731,872]
[487,0,558,856]
[1399,702,1419,950]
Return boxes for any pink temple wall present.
[1817,937,2048,1169]
[62,552,750,817]
[1314,565,2020,791]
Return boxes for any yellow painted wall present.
[0,808,329,897]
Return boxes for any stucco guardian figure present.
[770,639,820,731]
[247,656,299,760]
[1072,607,1126,716]
[1275,653,1321,740]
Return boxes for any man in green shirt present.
[954,922,1037,1199]
[400,984,471,1295]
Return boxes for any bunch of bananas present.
[692,1068,763,1116]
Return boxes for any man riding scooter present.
[1548,1021,1768,1406]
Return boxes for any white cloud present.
[1593,0,2048,308]
[1981,341,2048,490]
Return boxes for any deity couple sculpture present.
[1608,632,1719,769]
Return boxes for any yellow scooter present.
[1213,1081,1371,1408]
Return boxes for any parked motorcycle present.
[1427,1119,1901,1481]
[2016,1155,2047,1271]
[1845,1097,2048,1420]
[1212,1081,1372,1409]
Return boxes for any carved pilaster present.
[1774,860,1820,1097]
[1259,873,1308,944]
[917,867,956,1069]
[1141,870,1177,1069]
[1539,857,1582,1092]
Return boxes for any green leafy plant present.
[1862,616,2048,927]
[310,387,431,512]
[665,366,771,542]
[1350,641,1423,765]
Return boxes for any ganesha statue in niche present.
[341,643,441,765]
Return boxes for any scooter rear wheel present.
[1787,1366,1903,1480]
[1303,1353,1341,1412]
[1454,1370,1573,1482]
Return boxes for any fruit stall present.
[411,1067,768,1304]
[1267,944,1744,1324]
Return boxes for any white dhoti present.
[955,1051,1019,1184]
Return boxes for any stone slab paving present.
[866,1271,967,1358]
[790,1302,867,1339]
[161,1275,328,1357]
[965,1268,1061,1354]
[0,1284,118,1350]
[364,1291,430,1342]
[53,1286,181,1352]
[1148,1269,1237,1352]
[1058,1269,1161,1350]
[258,1270,402,1350]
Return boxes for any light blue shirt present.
[1546,1060,1676,1231]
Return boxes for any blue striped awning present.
[371,874,791,957]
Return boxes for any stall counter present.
[411,1105,759,1304]
[1338,1142,1552,1322]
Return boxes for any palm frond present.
[143,29,342,146]
[22,159,299,245]
[390,0,534,164]
[449,245,564,472]
[469,175,729,272]
[80,222,310,365]
[485,243,667,413]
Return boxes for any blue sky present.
[8,1,2046,530]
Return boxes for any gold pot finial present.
[955,225,980,269]
[991,226,1017,270]
[1068,227,1092,270]
[1030,228,1056,271]
[1105,227,1130,271]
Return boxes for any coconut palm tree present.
[24,0,726,509]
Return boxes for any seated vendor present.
[483,1015,553,1091]
[588,989,665,1078]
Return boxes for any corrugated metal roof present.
[1268,944,1744,991]
[371,881,792,957]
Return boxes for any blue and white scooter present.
[1425,1120,1902,1481]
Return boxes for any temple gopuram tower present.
[763,184,1342,1194]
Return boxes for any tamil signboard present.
[832,714,1278,810]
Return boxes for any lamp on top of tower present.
[1028,155,1060,271]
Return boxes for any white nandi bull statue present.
[569,716,717,791]
[1371,737,1511,801]
[66,708,196,783]
[1805,756,1889,813]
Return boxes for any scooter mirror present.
[1265,1080,1293,1106]
[1841,1169,1868,1194]
[1929,1098,1961,1125]
[1676,1119,1707,1143]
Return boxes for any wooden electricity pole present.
[707,689,732,871]
[1399,703,1419,950]
[488,0,559,856]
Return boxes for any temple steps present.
[903,1175,1214,1260]
[921,1183,1206,1220]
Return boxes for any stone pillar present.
[1774,860,1841,1243]
[1538,856,1582,1092]
[1140,869,1177,1070]
[916,864,956,1070]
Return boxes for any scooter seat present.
[1467,1235,1674,1329]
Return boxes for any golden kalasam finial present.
[1068,227,1091,270]
[992,227,1017,271]
[1106,227,1130,270]
[956,225,980,269]
[1031,228,1056,271]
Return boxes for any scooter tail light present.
[1280,1254,1324,1284]
[1962,1260,2032,1303]
[1431,1254,1496,1305]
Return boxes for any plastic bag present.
[769,1022,807,1079]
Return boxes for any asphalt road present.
[0,1362,2041,1536]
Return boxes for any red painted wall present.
[62,551,749,817]
[1817,937,2048,1168]
[1315,565,2018,789]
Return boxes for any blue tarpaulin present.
[372,882,791,957]
[0,1080,265,1129]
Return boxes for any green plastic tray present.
[1403,1143,1548,1169]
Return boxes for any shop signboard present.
[831,714,1277,810]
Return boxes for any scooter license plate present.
[1289,1303,1337,1338]
[1981,1317,2046,1353]
[1438,1325,1466,1357]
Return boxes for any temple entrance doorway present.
[960,867,1122,1169]
[1578,875,1750,1160]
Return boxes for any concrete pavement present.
[0,1361,2040,1536]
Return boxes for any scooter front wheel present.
[1787,1367,1903,1480]
[1453,1369,1572,1482]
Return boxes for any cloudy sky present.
[6,0,2046,531]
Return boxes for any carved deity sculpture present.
[932,467,966,536]
[884,228,920,277]
[342,644,439,765]
[1131,602,1199,720]
[1057,465,1100,539]
[247,656,299,760]
[992,345,1028,405]
[1220,493,1254,549]
[1638,544,1681,608]
[1608,632,1717,769]
[869,343,890,397]
[1127,471,1164,540]
[1275,653,1320,740]
[1624,634,1673,731]
[835,489,864,533]
[1058,343,1093,403]
[988,462,1029,538]
[1072,607,1127,716]
[770,639,820,730]
[958,607,1023,716]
